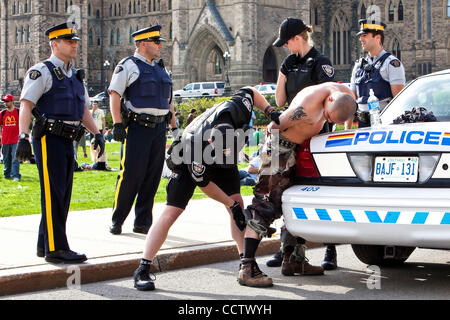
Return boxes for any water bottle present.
[367,89,381,127]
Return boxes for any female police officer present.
[267,17,338,272]
[15,22,105,264]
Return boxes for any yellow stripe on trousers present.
[113,131,127,209]
[41,136,55,252]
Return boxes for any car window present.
[202,83,214,89]
[193,84,201,90]
[184,84,193,90]
[260,86,267,91]
[216,83,225,89]
[381,73,450,123]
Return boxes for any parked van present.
[173,82,226,98]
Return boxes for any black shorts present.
[166,164,240,210]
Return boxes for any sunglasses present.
[143,39,162,45]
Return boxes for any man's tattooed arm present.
[289,105,307,121]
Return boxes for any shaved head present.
[328,92,356,123]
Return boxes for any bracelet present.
[264,105,272,114]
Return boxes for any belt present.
[45,119,85,141]
[128,111,169,128]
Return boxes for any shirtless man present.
[238,82,356,287]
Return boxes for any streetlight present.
[103,60,111,94]
[223,51,231,96]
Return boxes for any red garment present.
[1,108,19,145]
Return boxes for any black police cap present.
[132,25,166,42]
[45,21,80,41]
[273,17,308,47]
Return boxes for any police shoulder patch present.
[114,66,124,74]
[28,70,42,80]
[322,65,335,78]
[390,59,401,68]
[191,162,206,177]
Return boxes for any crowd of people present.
[2,15,405,290]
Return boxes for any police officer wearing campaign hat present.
[15,22,105,264]
[267,17,337,272]
[108,24,176,235]
[346,19,405,129]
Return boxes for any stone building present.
[0,0,449,95]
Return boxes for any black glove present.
[280,53,298,76]
[269,110,281,125]
[93,133,105,158]
[15,138,32,162]
[113,123,127,142]
[230,201,246,231]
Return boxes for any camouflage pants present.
[245,132,297,237]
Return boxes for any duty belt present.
[45,119,85,141]
[356,109,370,123]
[127,110,169,128]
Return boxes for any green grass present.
[0,141,257,217]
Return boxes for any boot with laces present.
[133,263,156,291]
[238,259,273,287]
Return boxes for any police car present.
[282,69,450,265]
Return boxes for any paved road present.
[3,245,449,300]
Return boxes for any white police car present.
[282,69,450,265]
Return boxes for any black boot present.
[266,251,282,267]
[321,245,337,270]
[133,263,156,291]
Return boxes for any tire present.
[351,244,416,266]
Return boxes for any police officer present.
[108,25,176,235]
[15,22,105,264]
[268,17,337,272]
[347,19,405,129]
[132,87,280,291]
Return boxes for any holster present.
[31,116,48,140]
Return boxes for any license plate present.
[373,156,418,182]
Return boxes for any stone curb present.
[0,239,280,297]
[0,240,323,297]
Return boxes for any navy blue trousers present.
[33,134,75,253]
[111,121,166,228]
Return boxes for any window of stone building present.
[49,0,52,12]
[89,29,94,45]
[148,0,152,12]
[110,30,114,45]
[21,26,25,43]
[129,26,133,43]
[398,1,404,20]
[169,23,172,39]
[119,3,122,16]
[13,59,19,80]
[96,10,100,19]
[26,25,30,42]
[388,1,394,22]
[138,0,141,13]
[392,38,401,60]
[110,4,113,16]
[331,11,351,66]
[157,0,161,11]
[88,3,91,16]
[426,0,431,39]
[117,29,121,45]
[417,0,422,40]
[133,0,136,14]
[55,0,58,12]
[24,1,28,13]
[129,1,132,14]
[447,0,450,17]
[168,0,172,10]
[15,27,19,43]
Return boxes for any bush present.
[173,94,282,128]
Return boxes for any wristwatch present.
[18,132,29,139]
